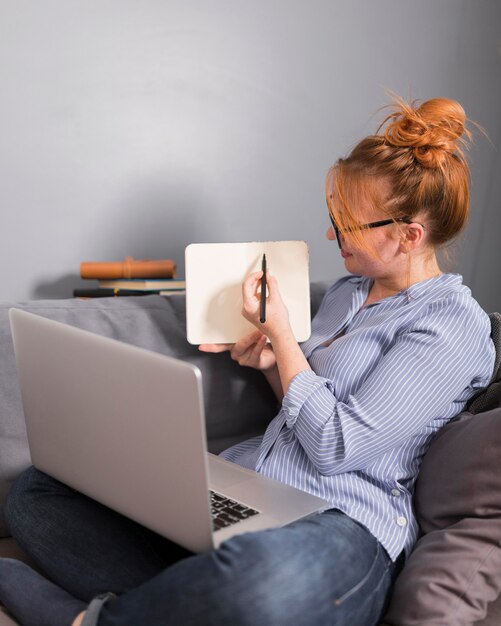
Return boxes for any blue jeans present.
[5,467,401,626]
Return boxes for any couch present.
[0,283,500,625]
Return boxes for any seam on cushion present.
[0,298,173,312]
[0,305,173,314]
[0,305,176,313]
[450,538,501,620]
[1,304,171,309]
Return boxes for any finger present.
[198,343,233,353]
[233,330,265,356]
[231,330,266,358]
[242,271,263,303]
[249,333,267,361]
[266,273,280,297]
[232,336,261,361]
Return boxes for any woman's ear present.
[399,223,425,253]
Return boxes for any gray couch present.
[1,284,501,625]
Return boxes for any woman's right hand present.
[199,329,277,372]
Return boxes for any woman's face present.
[326,204,406,280]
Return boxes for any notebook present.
[185,241,311,344]
[9,309,328,554]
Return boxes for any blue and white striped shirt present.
[220,273,495,560]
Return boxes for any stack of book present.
[74,256,185,298]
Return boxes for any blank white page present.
[185,241,311,344]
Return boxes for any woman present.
[1,96,495,626]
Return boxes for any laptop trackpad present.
[207,453,256,488]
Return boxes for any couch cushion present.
[382,409,501,625]
[476,595,501,626]
[466,312,501,414]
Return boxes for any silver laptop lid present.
[9,308,214,553]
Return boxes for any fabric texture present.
[466,312,501,414]
[81,594,116,626]
[381,312,501,626]
[0,558,86,626]
[6,467,398,626]
[221,273,495,561]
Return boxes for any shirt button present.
[391,489,401,497]
[396,516,407,527]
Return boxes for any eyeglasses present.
[328,214,419,249]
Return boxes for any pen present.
[260,253,267,323]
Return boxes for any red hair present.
[326,96,474,253]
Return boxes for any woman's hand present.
[242,270,311,395]
[200,271,307,398]
[241,271,291,341]
[199,329,277,372]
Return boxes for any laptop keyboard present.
[210,491,260,531]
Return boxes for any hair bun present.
[382,97,471,169]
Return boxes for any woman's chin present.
[343,255,355,270]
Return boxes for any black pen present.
[260,253,267,323]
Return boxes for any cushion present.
[466,312,501,414]
[382,409,501,625]
[0,282,331,537]
[477,596,501,626]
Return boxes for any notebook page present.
[185,241,311,344]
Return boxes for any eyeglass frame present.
[328,214,424,249]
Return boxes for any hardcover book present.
[73,288,185,298]
[98,279,186,291]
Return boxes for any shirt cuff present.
[282,369,334,427]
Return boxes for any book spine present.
[80,257,176,279]
[159,290,186,296]
[73,288,161,298]
[98,279,185,290]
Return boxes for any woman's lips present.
[341,249,352,258]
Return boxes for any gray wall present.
[1,0,500,309]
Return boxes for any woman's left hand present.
[241,271,291,341]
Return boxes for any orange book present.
[80,256,176,280]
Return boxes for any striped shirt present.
[220,273,495,560]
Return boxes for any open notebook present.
[185,241,311,344]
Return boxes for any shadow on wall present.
[32,176,220,299]
[32,275,87,300]
[102,178,203,277]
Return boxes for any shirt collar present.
[348,273,463,305]
[403,273,463,301]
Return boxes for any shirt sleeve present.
[281,296,495,476]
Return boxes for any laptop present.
[9,308,328,554]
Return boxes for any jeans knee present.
[4,467,32,534]
[3,466,56,537]
[205,534,306,625]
